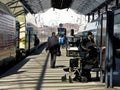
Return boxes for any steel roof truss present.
[14,10,24,17]
[6,0,19,7]
[9,5,23,9]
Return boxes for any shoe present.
[61,75,67,82]
[63,67,69,72]
[51,66,55,68]
[81,76,88,82]
[73,77,80,82]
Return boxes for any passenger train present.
[0,0,120,80]
[95,9,120,70]
[0,2,48,74]
[75,18,98,43]
[114,9,120,58]
[75,8,120,80]
[0,2,16,68]
[25,23,39,55]
[16,21,39,57]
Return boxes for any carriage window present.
[114,13,120,58]
[114,14,120,38]
[114,14,120,24]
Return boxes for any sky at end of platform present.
[26,8,87,27]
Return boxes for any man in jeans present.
[46,32,59,68]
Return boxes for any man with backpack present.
[46,32,59,68]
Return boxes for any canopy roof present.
[20,0,115,15]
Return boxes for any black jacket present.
[81,37,95,51]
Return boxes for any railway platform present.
[0,45,120,90]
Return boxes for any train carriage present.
[75,19,98,43]
[96,9,120,71]
[0,2,16,66]
[25,23,38,54]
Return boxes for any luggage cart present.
[61,36,81,83]
[61,57,81,83]
[61,36,100,83]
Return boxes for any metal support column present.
[105,11,114,88]
[92,13,94,21]
[28,30,31,53]
[105,4,108,12]
[98,10,100,17]
[100,14,104,83]
[116,0,119,7]
[88,14,90,22]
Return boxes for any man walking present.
[46,32,59,68]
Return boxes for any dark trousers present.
[57,44,61,55]
[49,45,58,68]
[50,52,56,68]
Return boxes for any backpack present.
[48,36,58,48]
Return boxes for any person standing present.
[58,23,66,47]
[73,31,97,81]
[34,34,40,50]
[46,32,59,68]
[81,31,95,52]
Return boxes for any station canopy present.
[20,0,113,15]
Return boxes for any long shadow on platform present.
[31,43,47,55]
[36,52,49,90]
[0,58,30,78]
[0,43,47,78]
[55,65,66,68]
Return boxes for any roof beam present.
[6,0,18,7]
[14,10,24,17]
[9,5,23,9]
[19,0,34,14]
[86,0,114,15]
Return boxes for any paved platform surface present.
[0,45,120,90]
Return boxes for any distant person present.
[34,34,40,50]
[58,23,66,47]
[60,35,65,48]
[46,32,59,68]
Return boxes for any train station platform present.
[0,45,120,90]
